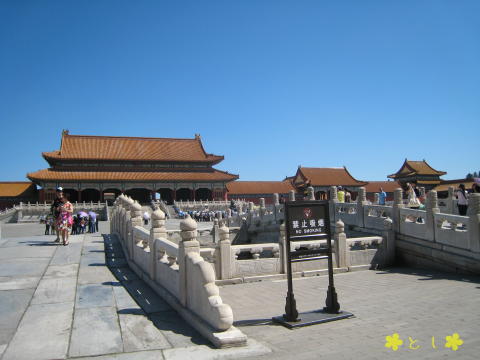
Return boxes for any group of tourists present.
[337,187,354,203]
[45,187,99,245]
[71,211,98,235]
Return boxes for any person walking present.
[50,187,64,243]
[456,184,468,216]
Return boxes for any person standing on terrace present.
[337,186,345,203]
[378,187,387,205]
[456,184,468,216]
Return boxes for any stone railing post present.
[178,215,200,306]
[329,186,338,224]
[334,220,348,268]
[392,188,404,233]
[306,186,315,200]
[273,193,281,221]
[447,186,455,214]
[425,190,439,241]
[212,218,219,243]
[356,187,367,228]
[374,193,379,205]
[259,198,266,218]
[124,196,134,242]
[129,201,143,259]
[247,202,254,224]
[273,193,280,206]
[216,224,232,280]
[149,208,166,280]
[467,193,480,253]
[278,222,287,274]
[289,190,295,202]
[381,217,395,267]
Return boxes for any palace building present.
[388,159,446,191]
[27,131,238,204]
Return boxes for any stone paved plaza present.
[1,222,479,359]
[220,268,480,359]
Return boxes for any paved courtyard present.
[220,266,480,359]
[1,222,479,359]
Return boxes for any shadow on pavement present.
[375,266,480,284]
[101,233,210,347]
[233,318,275,327]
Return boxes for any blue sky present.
[0,0,478,182]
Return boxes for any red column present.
[39,189,45,202]
[77,190,82,202]
[191,189,195,201]
[172,189,177,202]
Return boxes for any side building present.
[27,131,238,204]
[292,166,368,200]
[0,182,38,210]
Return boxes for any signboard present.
[285,200,330,262]
[273,199,352,328]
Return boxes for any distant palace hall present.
[27,131,238,203]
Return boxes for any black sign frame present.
[283,200,340,322]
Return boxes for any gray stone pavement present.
[2,222,266,360]
[2,222,479,359]
[220,267,480,359]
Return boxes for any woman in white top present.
[456,184,468,216]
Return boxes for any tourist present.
[456,184,468,216]
[378,187,387,205]
[337,186,345,203]
[344,188,352,203]
[56,197,73,245]
[143,211,150,225]
[406,183,421,209]
[472,183,480,193]
[50,187,64,243]
[88,211,97,233]
[44,215,51,235]
[71,216,77,235]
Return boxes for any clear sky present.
[0,0,478,182]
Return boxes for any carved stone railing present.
[399,208,427,239]
[334,203,358,226]
[434,213,470,250]
[111,195,246,348]
[363,205,392,229]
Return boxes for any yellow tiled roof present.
[0,182,36,197]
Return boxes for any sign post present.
[273,200,353,328]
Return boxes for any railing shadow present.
[101,233,211,347]
[375,266,480,284]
